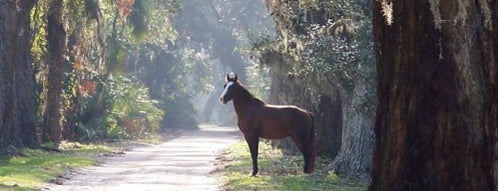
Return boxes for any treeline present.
[0,0,198,152]
[1,0,378,179]
[0,0,275,153]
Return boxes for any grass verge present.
[217,141,368,191]
[0,133,168,191]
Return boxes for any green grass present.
[219,141,368,191]
[0,142,115,191]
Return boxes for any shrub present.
[106,75,164,139]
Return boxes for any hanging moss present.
[128,0,151,39]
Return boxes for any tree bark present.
[332,81,374,179]
[265,52,343,157]
[43,0,66,143]
[370,1,497,190]
[0,0,38,149]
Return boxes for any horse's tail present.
[307,111,316,173]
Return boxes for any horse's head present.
[219,73,239,104]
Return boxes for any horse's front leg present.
[245,134,259,176]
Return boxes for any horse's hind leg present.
[291,133,315,174]
[291,135,310,173]
[245,135,259,176]
[303,133,316,173]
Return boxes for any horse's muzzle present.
[219,97,226,104]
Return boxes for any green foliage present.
[106,37,126,74]
[254,0,375,93]
[220,141,368,191]
[106,75,164,139]
[59,0,177,141]
[295,0,376,114]
[30,1,48,68]
[127,43,202,130]
[162,94,198,130]
[246,63,271,100]
[308,3,371,82]
[251,35,275,52]
[303,17,374,88]
[180,47,215,94]
[75,74,164,141]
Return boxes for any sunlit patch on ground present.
[216,141,368,191]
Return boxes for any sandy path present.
[44,125,241,191]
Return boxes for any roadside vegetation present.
[0,144,107,191]
[0,134,165,191]
[218,141,368,191]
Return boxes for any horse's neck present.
[232,89,263,118]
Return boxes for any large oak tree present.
[370,1,497,190]
[0,0,38,149]
[42,0,66,143]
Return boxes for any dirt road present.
[44,125,241,191]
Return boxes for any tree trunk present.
[265,52,343,157]
[43,0,66,143]
[370,1,497,190]
[332,81,374,179]
[0,0,38,149]
[202,92,219,122]
[313,92,343,156]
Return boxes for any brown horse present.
[219,73,316,176]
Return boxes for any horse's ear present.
[227,72,238,82]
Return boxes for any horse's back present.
[266,104,311,121]
[258,104,312,139]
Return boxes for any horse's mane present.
[237,82,265,107]
[251,97,265,106]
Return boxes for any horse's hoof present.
[303,169,314,174]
